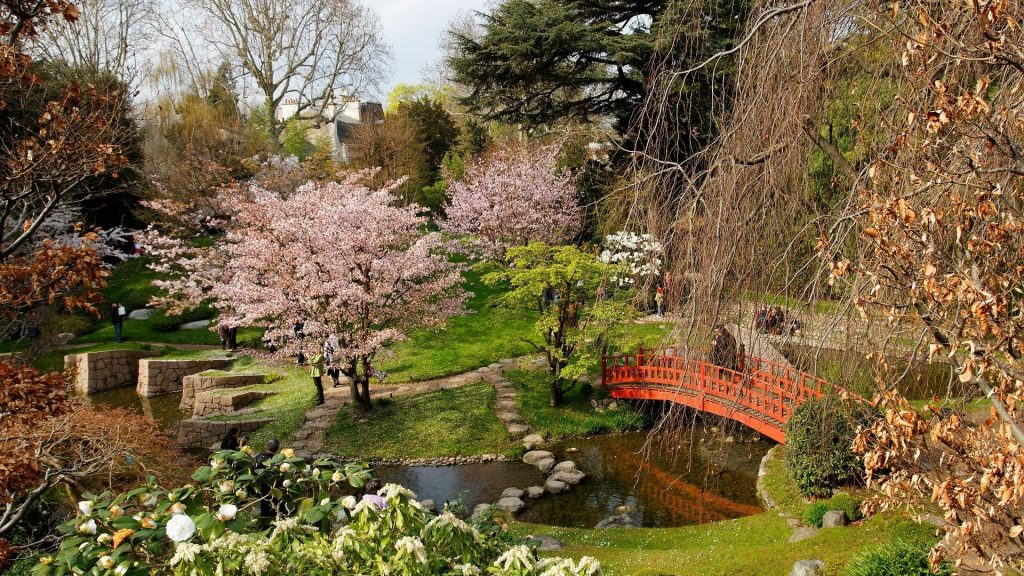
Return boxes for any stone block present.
[137,358,232,397]
[176,417,271,448]
[68,349,160,395]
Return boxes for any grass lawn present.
[375,268,537,383]
[321,383,517,458]
[201,363,317,448]
[69,320,264,347]
[513,446,939,576]
[509,368,649,440]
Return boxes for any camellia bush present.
[35,449,601,576]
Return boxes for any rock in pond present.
[494,497,526,513]
[527,535,563,552]
[472,503,491,517]
[420,499,437,513]
[822,510,848,528]
[522,433,545,449]
[501,487,525,499]
[595,514,639,529]
[790,560,824,576]
[536,458,556,474]
[552,461,577,473]
[549,469,586,485]
[544,479,568,494]
[525,486,544,499]
[523,450,554,465]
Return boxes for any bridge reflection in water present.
[518,432,769,528]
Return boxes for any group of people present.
[754,306,801,336]
[304,335,347,406]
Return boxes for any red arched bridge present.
[601,347,861,444]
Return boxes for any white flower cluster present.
[599,231,664,287]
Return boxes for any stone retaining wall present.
[65,350,161,394]
[180,372,265,410]
[192,389,274,417]
[137,358,232,397]
[176,417,271,448]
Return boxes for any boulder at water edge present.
[523,450,555,465]
[536,458,556,474]
[420,500,437,513]
[522,433,545,450]
[526,486,544,499]
[595,514,640,529]
[495,497,526,513]
[790,560,824,576]
[472,503,491,518]
[822,510,848,528]
[501,487,525,499]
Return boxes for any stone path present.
[289,357,528,459]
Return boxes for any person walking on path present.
[110,302,126,343]
[655,286,665,317]
[323,335,342,388]
[308,348,325,405]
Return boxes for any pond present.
[87,387,189,431]
[376,430,770,529]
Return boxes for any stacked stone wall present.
[65,350,161,394]
[136,358,232,397]
[176,417,271,448]
[180,373,265,410]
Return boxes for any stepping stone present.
[536,458,556,474]
[501,487,524,499]
[522,433,544,450]
[497,392,517,399]
[523,451,554,465]
[305,420,332,430]
[595,514,639,529]
[525,486,544,499]
[496,412,521,422]
[552,461,577,473]
[507,424,529,437]
[494,497,525,513]
[544,479,568,494]
[549,470,585,485]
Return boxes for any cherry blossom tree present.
[145,173,467,410]
[441,144,581,258]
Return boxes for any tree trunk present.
[549,378,564,407]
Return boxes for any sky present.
[373,0,486,98]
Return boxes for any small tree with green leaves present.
[485,242,634,407]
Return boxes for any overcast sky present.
[373,0,486,98]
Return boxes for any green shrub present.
[829,492,864,522]
[786,395,879,497]
[843,539,953,576]
[803,502,829,527]
[44,312,97,336]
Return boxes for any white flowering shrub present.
[35,449,601,576]
[598,231,663,288]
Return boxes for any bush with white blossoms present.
[599,231,663,288]
[34,450,601,576]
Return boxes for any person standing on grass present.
[308,347,325,405]
[655,286,665,317]
[110,302,126,343]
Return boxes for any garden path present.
[289,357,530,459]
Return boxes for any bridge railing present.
[600,347,839,426]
